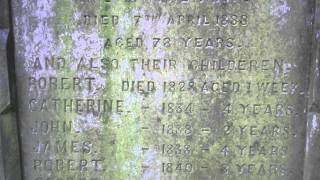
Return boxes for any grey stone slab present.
[0,0,22,179]
[8,0,317,180]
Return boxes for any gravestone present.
[6,0,320,179]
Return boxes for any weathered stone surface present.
[10,0,316,180]
[0,24,10,114]
[0,0,22,179]
[303,1,320,180]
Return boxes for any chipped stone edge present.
[303,1,320,180]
